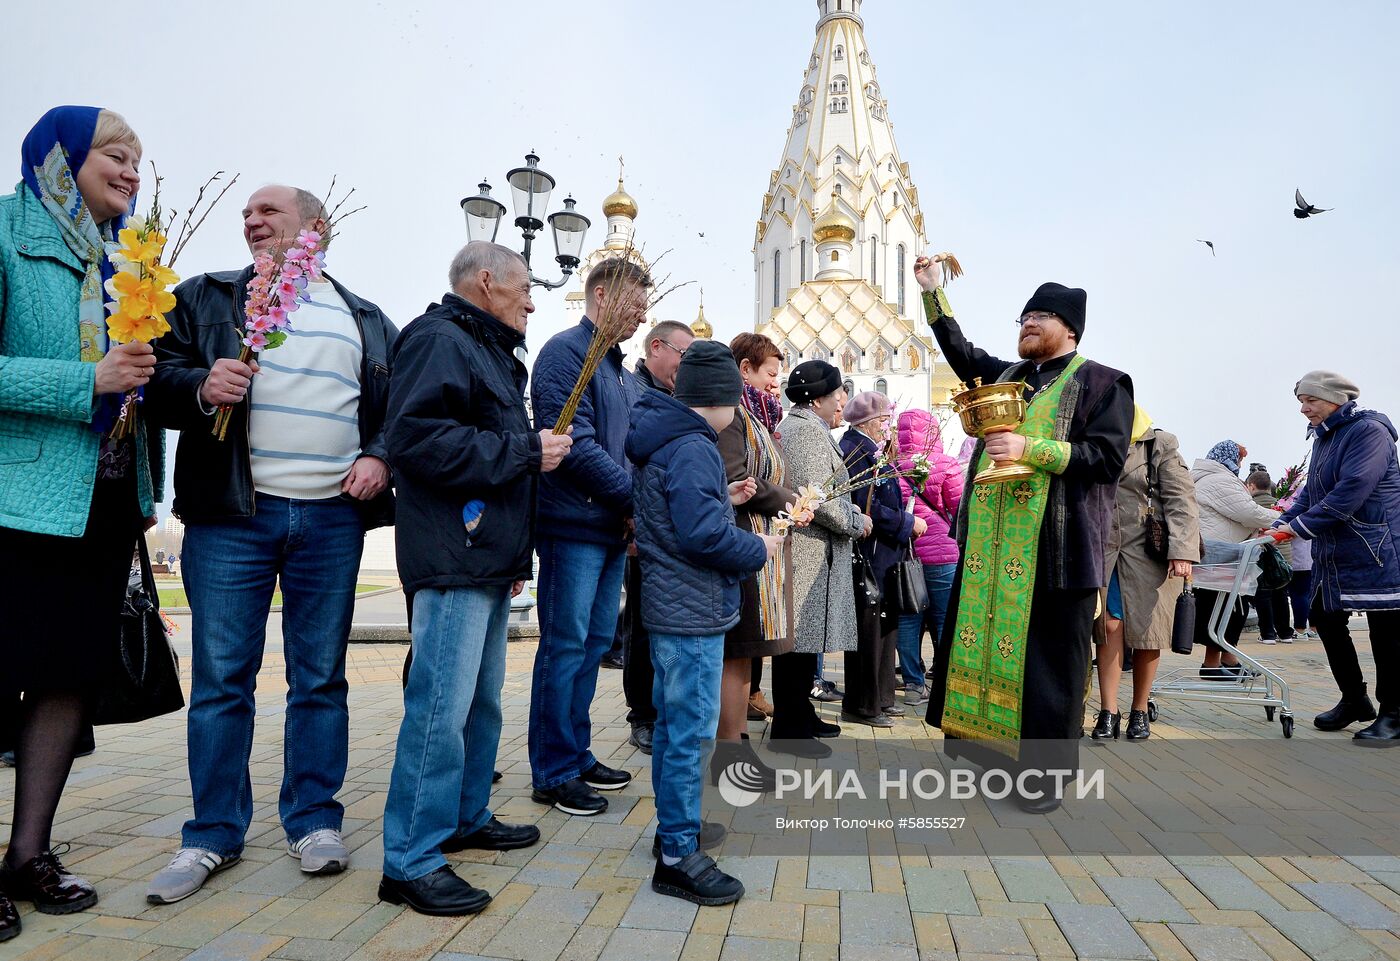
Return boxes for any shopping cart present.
[1147,535,1294,737]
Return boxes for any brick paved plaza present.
[3,596,1398,961]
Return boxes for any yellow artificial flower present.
[114,226,165,267]
[148,263,180,289]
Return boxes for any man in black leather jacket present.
[144,185,397,903]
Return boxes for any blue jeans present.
[382,585,511,881]
[650,631,724,859]
[529,537,627,790]
[895,562,957,687]
[180,494,362,857]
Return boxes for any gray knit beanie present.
[1294,370,1360,406]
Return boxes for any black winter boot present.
[1353,705,1400,746]
[1314,685,1379,731]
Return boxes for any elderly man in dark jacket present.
[528,258,648,816]
[376,242,572,915]
[1276,371,1400,745]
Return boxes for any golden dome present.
[602,178,638,219]
[691,297,712,338]
[812,203,856,244]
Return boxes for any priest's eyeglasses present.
[1015,311,1059,328]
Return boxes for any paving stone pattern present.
[1,613,1397,960]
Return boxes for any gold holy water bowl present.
[950,378,1037,484]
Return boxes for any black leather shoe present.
[652,821,726,857]
[0,850,97,915]
[582,761,632,791]
[709,736,777,791]
[628,723,654,755]
[813,719,842,738]
[651,851,745,905]
[441,817,541,853]
[882,703,906,717]
[840,711,894,728]
[1014,793,1063,815]
[1315,685,1379,731]
[0,892,19,943]
[599,652,625,670]
[532,778,608,816]
[1090,709,1121,741]
[1353,707,1400,746]
[378,866,491,916]
[492,770,503,783]
[1125,709,1150,741]
[768,736,832,759]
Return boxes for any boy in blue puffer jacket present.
[625,341,783,905]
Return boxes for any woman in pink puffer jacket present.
[894,409,964,704]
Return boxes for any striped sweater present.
[249,281,362,499]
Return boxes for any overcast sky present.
[7,0,1397,491]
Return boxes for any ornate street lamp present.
[461,151,590,289]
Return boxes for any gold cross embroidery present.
[1035,445,1056,466]
[1004,557,1026,581]
[1011,482,1034,506]
[997,634,1015,659]
[959,626,977,648]
[975,485,992,504]
[965,553,985,574]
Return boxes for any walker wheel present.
[1265,706,1276,722]
[1146,701,1158,722]
[1281,715,1294,738]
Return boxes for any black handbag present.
[1143,436,1170,563]
[94,535,185,726]
[892,540,929,616]
[1256,543,1293,592]
[1170,581,1197,655]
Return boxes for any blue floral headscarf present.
[19,105,135,434]
[1205,440,1243,475]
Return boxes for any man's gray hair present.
[644,320,694,359]
[290,187,328,224]
[449,242,528,291]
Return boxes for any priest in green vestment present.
[915,256,1134,814]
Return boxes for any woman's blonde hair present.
[90,109,142,157]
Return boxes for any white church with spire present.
[756,0,957,414]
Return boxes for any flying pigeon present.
[1196,239,1215,256]
[1294,189,1331,219]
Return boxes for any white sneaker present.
[1278,634,1295,644]
[1260,637,1277,645]
[147,848,239,904]
[288,828,348,875]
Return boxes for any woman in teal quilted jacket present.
[0,106,162,939]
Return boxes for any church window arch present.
[830,75,848,95]
[843,378,856,398]
[800,238,808,281]
[834,183,843,196]
[865,81,880,99]
[860,50,871,66]
[772,249,782,309]
[801,85,814,106]
[835,44,845,60]
[875,377,888,395]
[896,244,907,313]
[869,237,878,284]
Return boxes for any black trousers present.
[1255,588,1294,640]
[1288,571,1314,629]
[619,555,656,726]
[1192,589,1249,655]
[1313,606,1400,708]
[843,601,898,717]
[771,651,820,739]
